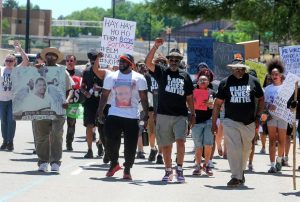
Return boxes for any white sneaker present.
[51,163,60,172]
[38,163,48,172]
[208,160,214,168]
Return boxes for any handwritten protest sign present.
[271,72,300,124]
[101,17,136,66]
[187,38,214,75]
[279,45,300,76]
[213,42,245,80]
[12,66,66,120]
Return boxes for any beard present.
[119,64,130,73]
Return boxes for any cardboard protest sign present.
[187,38,214,75]
[101,17,136,66]
[279,45,300,76]
[12,66,66,120]
[213,42,245,80]
[193,89,208,110]
[271,72,300,124]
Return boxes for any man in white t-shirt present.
[97,53,148,180]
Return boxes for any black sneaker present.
[136,151,145,159]
[7,142,14,151]
[227,178,242,187]
[0,142,7,150]
[148,149,158,161]
[156,154,164,164]
[241,171,245,184]
[84,149,93,159]
[66,143,73,151]
[32,150,36,154]
[97,143,104,157]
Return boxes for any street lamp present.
[25,0,30,52]
[166,27,171,53]
[112,0,115,18]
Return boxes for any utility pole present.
[25,0,30,53]
[112,0,115,18]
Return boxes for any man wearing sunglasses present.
[211,55,264,187]
[145,38,195,183]
[65,55,82,151]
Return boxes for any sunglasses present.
[66,60,74,63]
[169,59,180,63]
[5,59,14,63]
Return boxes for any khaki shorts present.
[156,114,188,146]
[147,111,155,134]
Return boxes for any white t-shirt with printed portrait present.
[103,70,147,119]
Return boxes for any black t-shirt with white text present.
[149,64,194,116]
[216,73,263,125]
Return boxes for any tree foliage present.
[51,1,185,40]
[149,0,300,43]
[3,0,19,8]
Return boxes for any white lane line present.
[70,161,96,175]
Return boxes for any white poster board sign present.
[271,72,299,124]
[12,66,66,120]
[279,45,300,76]
[100,17,136,66]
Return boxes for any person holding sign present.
[32,47,73,172]
[0,41,29,151]
[97,53,148,181]
[264,59,287,173]
[145,38,195,183]
[211,54,264,187]
[192,68,215,176]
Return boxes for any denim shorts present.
[191,120,214,148]
[267,116,288,129]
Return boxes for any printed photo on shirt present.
[113,79,135,107]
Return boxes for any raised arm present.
[145,38,164,72]
[92,52,107,80]
[14,41,29,67]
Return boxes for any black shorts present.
[287,123,293,136]
[83,98,99,127]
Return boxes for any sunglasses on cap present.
[169,58,180,63]
[5,59,14,63]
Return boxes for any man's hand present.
[154,38,164,48]
[97,52,104,58]
[62,103,68,109]
[189,115,196,128]
[13,40,22,52]
[211,123,218,135]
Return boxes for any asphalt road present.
[0,120,300,202]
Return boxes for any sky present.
[17,0,144,18]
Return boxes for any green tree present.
[19,3,40,10]
[149,0,300,43]
[3,0,19,8]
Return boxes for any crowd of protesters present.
[1,39,300,187]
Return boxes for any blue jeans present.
[0,100,16,143]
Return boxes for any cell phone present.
[8,40,14,45]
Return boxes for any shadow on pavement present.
[280,191,300,197]
[90,177,184,186]
[205,185,255,190]
[0,171,59,176]
[10,158,38,162]
[14,152,35,156]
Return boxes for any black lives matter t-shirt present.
[216,73,263,125]
[150,64,194,116]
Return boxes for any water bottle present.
[208,94,214,109]
[142,129,149,146]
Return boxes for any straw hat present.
[40,47,64,63]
